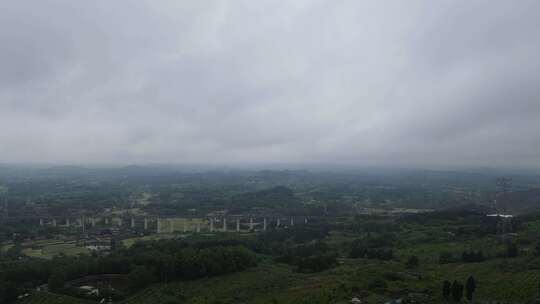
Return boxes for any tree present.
[406,256,419,268]
[507,242,518,258]
[127,266,157,291]
[48,270,66,292]
[451,280,463,302]
[439,251,454,264]
[442,280,452,300]
[0,278,19,304]
[461,250,485,263]
[465,276,476,302]
[368,278,387,291]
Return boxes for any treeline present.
[241,226,330,256]
[253,226,330,249]
[349,234,395,261]
[401,206,506,238]
[0,239,257,303]
[350,217,402,234]
[442,276,476,302]
[461,250,486,263]
[275,241,337,273]
[439,242,522,264]
[248,226,337,273]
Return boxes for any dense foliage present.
[0,240,256,303]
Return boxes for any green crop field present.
[122,234,178,248]
[1,243,13,252]
[22,242,89,259]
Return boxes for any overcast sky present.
[1,1,539,169]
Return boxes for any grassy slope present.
[20,292,94,304]
[18,220,540,304]
[18,256,540,304]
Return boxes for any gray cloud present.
[1,0,539,169]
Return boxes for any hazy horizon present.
[2,162,540,176]
[2,1,540,168]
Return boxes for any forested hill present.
[232,186,300,209]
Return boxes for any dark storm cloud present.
[1,1,539,168]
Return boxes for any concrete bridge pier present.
[196,222,201,233]
[183,218,187,233]
[169,218,174,233]
[263,218,267,231]
[39,218,44,227]
[157,218,162,233]
[53,219,57,227]
[223,218,227,232]
[131,217,135,229]
[249,218,254,231]
[236,218,240,232]
[105,218,109,225]
[91,218,96,228]
[144,218,148,231]
[290,217,294,227]
[210,218,214,232]
[277,218,280,227]
[66,218,70,227]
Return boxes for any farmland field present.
[21,240,89,259]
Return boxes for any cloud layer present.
[1,1,539,168]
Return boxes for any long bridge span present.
[0,215,312,234]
